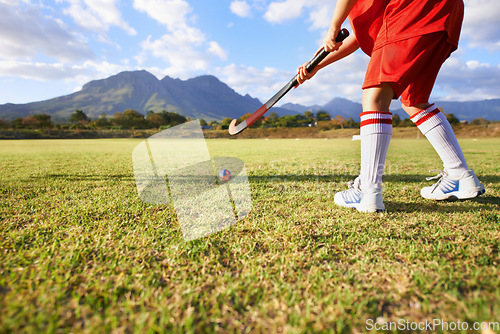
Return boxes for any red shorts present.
[363,32,454,106]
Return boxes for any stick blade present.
[228,119,247,135]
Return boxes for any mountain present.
[431,100,500,122]
[0,70,263,122]
[280,102,322,114]
[0,70,499,122]
[280,98,500,122]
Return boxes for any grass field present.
[1,138,499,333]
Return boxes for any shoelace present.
[426,169,446,181]
[347,177,362,190]
[343,178,363,202]
[426,170,447,193]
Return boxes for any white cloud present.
[0,59,129,85]
[0,2,94,62]
[217,63,292,100]
[264,0,306,24]
[434,57,500,101]
[0,0,22,4]
[262,0,500,48]
[133,0,227,78]
[263,0,334,30]
[61,0,136,35]
[133,0,192,31]
[216,52,369,106]
[208,41,228,60]
[285,52,369,105]
[0,60,78,80]
[230,1,252,18]
[140,33,209,78]
[462,0,500,49]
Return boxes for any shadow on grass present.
[30,173,135,181]
[385,195,500,214]
[31,171,500,186]
[246,173,500,185]
[30,173,499,213]
[246,173,499,214]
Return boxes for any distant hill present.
[0,71,263,122]
[0,70,499,122]
[282,98,500,122]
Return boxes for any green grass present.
[1,138,499,333]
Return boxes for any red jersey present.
[348,0,464,56]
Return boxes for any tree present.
[346,116,359,128]
[22,114,53,128]
[392,114,401,127]
[445,113,460,126]
[69,110,90,126]
[334,115,347,129]
[315,110,331,121]
[111,112,127,128]
[263,112,279,128]
[303,110,315,125]
[111,110,147,129]
[471,117,488,125]
[146,112,166,128]
[221,118,233,130]
[92,113,111,128]
[11,118,25,129]
[209,120,220,130]
[277,115,300,128]
[400,118,414,127]
[124,109,147,129]
[241,113,263,128]
[158,111,187,127]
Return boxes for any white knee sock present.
[410,105,468,178]
[360,111,393,189]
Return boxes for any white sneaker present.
[334,177,385,212]
[421,169,485,200]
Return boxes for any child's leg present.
[360,84,394,188]
[334,83,393,212]
[394,33,485,200]
[403,103,485,200]
[404,104,468,178]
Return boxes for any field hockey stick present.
[228,28,349,135]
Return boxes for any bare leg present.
[402,103,432,117]
[362,83,394,112]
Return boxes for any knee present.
[402,102,433,117]
[362,83,394,111]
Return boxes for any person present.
[296,0,485,212]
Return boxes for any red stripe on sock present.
[360,111,392,117]
[410,103,435,120]
[413,109,440,126]
[360,118,393,127]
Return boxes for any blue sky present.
[1,0,500,108]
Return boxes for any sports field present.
[1,138,499,333]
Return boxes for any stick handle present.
[291,28,349,87]
[229,29,350,135]
[305,28,350,72]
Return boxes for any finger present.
[297,67,308,85]
[314,46,324,57]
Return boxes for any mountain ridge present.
[0,70,498,122]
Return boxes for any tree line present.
[0,110,188,130]
[0,109,493,131]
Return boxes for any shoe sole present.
[334,202,385,213]
[358,208,385,213]
[422,188,486,201]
